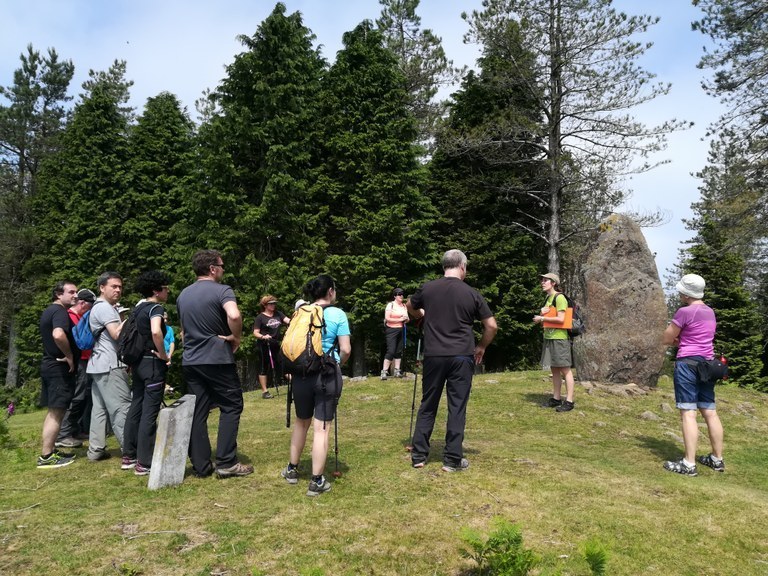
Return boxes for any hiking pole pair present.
[405,336,422,452]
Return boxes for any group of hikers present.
[36,248,725,497]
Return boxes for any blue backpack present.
[72,301,105,350]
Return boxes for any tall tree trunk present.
[546,0,563,275]
[352,331,367,377]
[5,320,19,388]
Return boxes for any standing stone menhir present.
[147,394,196,490]
[573,214,667,387]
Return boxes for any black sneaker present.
[281,465,299,484]
[441,458,469,473]
[663,459,698,476]
[556,400,575,412]
[698,454,725,472]
[307,476,332,497]
[37,451,76,469]
[545,397,563,408]
[262,391,274,399]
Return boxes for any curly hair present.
[134,270,170,298]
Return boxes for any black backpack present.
[548,293,586,338]
[117,302,159,366]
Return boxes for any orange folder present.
[542,305,573,329]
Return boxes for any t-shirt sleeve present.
[149,304,165,318]
[221,285,237,305]
[554,294,567,313]
[91,301,119,330]
[475,291,493,320]
[671,307,686,329]
[52,307,70,332]
[331,308,351,337]
[253,315,264,331]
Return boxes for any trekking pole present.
[405,336,421,452]
[332,395,342,478]
[268,343,279,396]
[286,377,292,428]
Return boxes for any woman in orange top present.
[381,288,409,379]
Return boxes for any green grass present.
[1,372,768,575]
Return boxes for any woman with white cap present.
[661,273,725,476]
[533,272,575,412]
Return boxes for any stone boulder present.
[572,214,667,386]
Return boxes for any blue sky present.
[1,0,722,281]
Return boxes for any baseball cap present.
[540,272,560,285]
[77,289,96,303]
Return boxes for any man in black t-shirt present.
[38,281,80,469]
[407,250,497,472]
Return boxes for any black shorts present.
[259,340,281,376]
[40,366,76,409]
[292,364,342,422]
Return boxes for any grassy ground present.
[1,371,767,576]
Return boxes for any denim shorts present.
[674,356,716,410]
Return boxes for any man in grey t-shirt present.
[177,250,252,479]
[86,271,132,464]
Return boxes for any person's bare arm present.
[337,335,351,366]
[150,315,169,361]
[474,316,498,365]
[662,322,681,346]
[53,327,75,372]
[219,301,243,353]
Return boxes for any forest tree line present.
[0,0,764,389]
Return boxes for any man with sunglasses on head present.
[177,250,252,479]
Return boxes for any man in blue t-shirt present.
[177,249,252,479]
[407,250,497,472]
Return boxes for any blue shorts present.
[673,356,716,410]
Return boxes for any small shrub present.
[582,537,609,576]
[461,519,540,575]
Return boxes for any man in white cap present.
[661,273,725,476]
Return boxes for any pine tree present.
[316,20,436,375]
[428,19,547,370]
[0,45,74,386]
[682,138,765,390]
[184,2,326,314]
[461,0,690,273]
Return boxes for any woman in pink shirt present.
[661,274,725,476]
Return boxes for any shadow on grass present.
[522,392,558,407]
[636,435,680,461]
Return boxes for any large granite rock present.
[573,214,667,386]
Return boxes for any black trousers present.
[411,355,474,466]
[183,363,244,476]
[58,359,92,439]
[123,357,167,466]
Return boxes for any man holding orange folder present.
[532,272,575,412]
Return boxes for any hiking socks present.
[287,463,298,471]
[311,474,324,483]
[682,458,696,468]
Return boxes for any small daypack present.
[280,304,326,375]
[548,293,586,338]
[117,302,158,366]
[73,301,105,350]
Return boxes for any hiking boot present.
[88,450,111,462]
[556,400,575,412]
[663,459,698,476]
[37,451,76,469]
[306,476,332,497]
[216,462,254,478]
[55,436,83,448]
[262,391,274,399]
[134,462,151,476]
[120,456,137,470]
[441,458,470,473]
[545,397,563,408]
[281,465,299,484]
[380,370,388,381]
[394,370,404,378]
[698,454,725,472]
